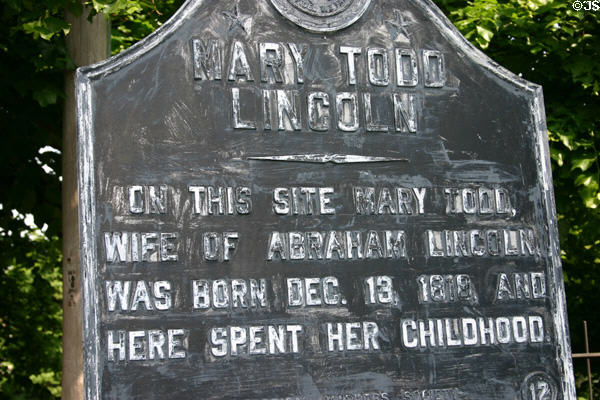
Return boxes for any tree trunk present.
[62,6,109,399]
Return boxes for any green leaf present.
[554,132,575,150]
[476,25,495,47]
[22,17,70,40]
[574,173,593,187]
[571,156,596,172]
[550,148,564,166]
[44,16,71,36]
[579,184,600,208]
[32,88,58,107]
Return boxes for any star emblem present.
[386,10,412,40]
[222,3,252,35]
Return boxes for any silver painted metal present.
[192,39,222,80]
[367,48,390,86]
[287,43,307,83]
[228,41,254,81]
[276,89,301,130]
[339,46,361,85]
[259,42,285,83]
[422,49,446,87]
[270,0,372,32]
[395,49,418,86]
[363,93,389,132]
[392,93,417,132]
[231,87,256,129]
[336,92,359,131]
[307,91,330,131]
[246,154,409,164]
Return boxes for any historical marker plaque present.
[77,0,576,398]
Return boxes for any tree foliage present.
[1,0,66,397]
[0,0,597,398]
[436,0,600,396]
[0,1,182,398]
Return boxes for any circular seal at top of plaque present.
[270,0,372,32]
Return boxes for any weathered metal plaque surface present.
[76,0,576,398]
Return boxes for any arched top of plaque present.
[269,0,372,32]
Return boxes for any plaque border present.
[76,0,576,398]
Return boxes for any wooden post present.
[62,5,109,399]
